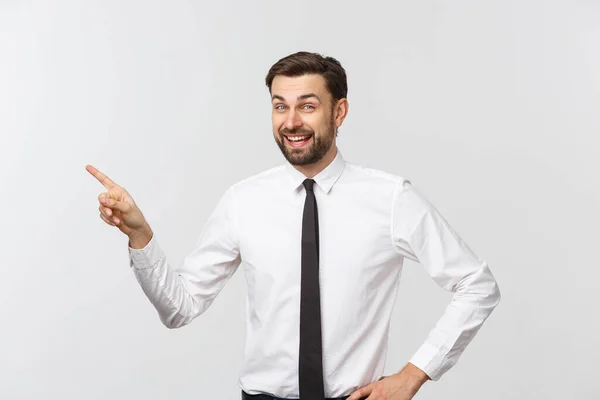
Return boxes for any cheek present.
[306,121,323,135]
[272,115,285,132]
[309,113,329,129]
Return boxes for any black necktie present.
[299,178,325,400]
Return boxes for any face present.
[271,74,340,166]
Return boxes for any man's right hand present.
[86,164,153,248]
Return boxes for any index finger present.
[86,165,117,189]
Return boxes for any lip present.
[283,134,312,147]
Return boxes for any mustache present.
[280,127,314,136]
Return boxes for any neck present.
[293,143,338,179]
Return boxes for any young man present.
[87,51,500,400]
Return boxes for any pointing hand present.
[86,165,149,237]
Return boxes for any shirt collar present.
[285,147,346,194]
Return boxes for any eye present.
[302,104,315,110]
[274,104,287,111]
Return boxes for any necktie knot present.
[303,178,315,192]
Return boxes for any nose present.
[284,109,303,130]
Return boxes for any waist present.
[241,390,358,400]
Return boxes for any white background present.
[1,1,598,399]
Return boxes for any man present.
[87,51,501,400]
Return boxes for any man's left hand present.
[346,362,430,400]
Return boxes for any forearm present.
[128,234,207,328]
[409,263,501,380]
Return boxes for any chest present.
[237,190,396,282]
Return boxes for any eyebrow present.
[271,93,321,103]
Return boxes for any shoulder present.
[342,161,433,214]
[223,164,287,198]
[343,161,412,189]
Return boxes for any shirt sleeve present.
[128,185,242,329]
[391,179,501,381]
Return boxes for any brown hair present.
[265,51,348,103]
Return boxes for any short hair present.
[265,51,348,103]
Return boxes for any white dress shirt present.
[128,147,501,398]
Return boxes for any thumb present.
[347,382,375,400]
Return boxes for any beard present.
[274,117,336,166]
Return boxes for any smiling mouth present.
[284,134,312,148]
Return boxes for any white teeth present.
[288,136,309,142]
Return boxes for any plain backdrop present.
[1,1,598,399]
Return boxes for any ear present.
[333,98,349,130]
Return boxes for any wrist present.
[400,362,430,390]
[128,225,153,249]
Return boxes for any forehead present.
[271,74,329,101]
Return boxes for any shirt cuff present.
[408,343,453,382]
[128,234,163,270]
